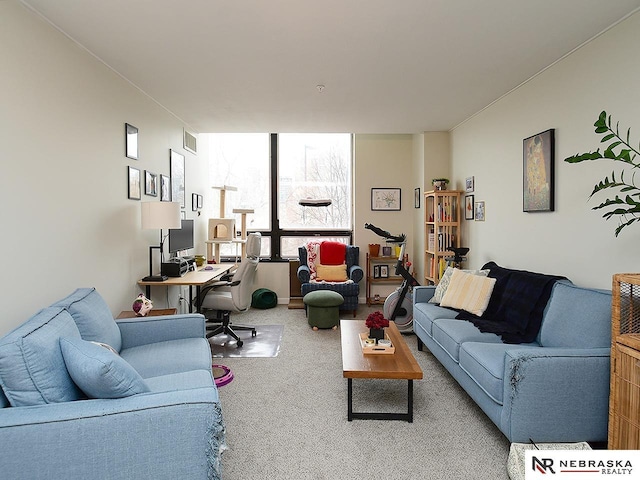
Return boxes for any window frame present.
[242,133,353,262]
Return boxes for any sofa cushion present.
[412,302,459,337]
[60,337,149,399]
[120,337,213,378]
[440,269,496,316]
[432,318,503,363]
[52,288,122,352]
[320,241,347,265]
[0,307,84,406]
[430,267,490,304]
[315,263,348,282]
[539,282,612,348]
[144,370,216,393]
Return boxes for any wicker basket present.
[609,274,640,449]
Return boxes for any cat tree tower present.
[206,185,254,263]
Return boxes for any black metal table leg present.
[347,378,353,421]
[347,378,415,422]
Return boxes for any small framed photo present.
[414,188,420,208]
[160,174,170,201]
[192,193,199,211]
[475,201,485,221]
[197,194,203,209]
[465,176,475,193]
[465,195,475,220]
[371,188,401,211]
[127,166,141,200]
[380,265,389,278]
[373,265,380,279]
[145,170,157,196]
[125,123,138,160]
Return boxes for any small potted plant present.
[432,178,449,191]
[366,311,389,344]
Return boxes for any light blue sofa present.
[413,265,612,443]
[0,288,225,480]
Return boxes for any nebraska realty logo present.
[525,450,639,478]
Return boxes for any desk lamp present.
[141,201,181,281]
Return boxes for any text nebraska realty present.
[556,459,632,475]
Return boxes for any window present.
[204,133,353,260]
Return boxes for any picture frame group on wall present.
[371,188,401,211]
[523,128,555,212]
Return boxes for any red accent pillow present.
[320,242,347,266]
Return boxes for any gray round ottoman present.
[303,290,344,330]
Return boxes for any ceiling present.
[21,0,640,134]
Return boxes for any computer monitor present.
[168,219,194,254]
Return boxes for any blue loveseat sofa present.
[0,288,225,480]
[413,263,612,443]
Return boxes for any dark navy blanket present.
[455,262,565,344]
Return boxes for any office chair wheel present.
[236,339,243,347]
[251,329,257,337]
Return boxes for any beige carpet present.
[216,304,510,480]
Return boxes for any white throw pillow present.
[440,268,496,316]
[429,267,490,304]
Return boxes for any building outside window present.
[203,133,352,260]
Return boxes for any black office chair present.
[197,233,261,347]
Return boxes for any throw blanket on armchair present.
[456,262,565,343]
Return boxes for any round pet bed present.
[212,364,234,387]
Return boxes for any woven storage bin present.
[609,274,640,449]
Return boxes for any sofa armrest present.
[0,388,224,480]
[297,265,311,284]
[501,347,610,443]
[349,265,364,283]
[117,314,206,350]
[413,285,436,304]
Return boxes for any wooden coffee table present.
[341,320,423,422]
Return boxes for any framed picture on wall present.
[465,176,475,193]
[523,129,555,212]
[414,188,420,208]
[125,123,138,160]
[160,174,170,201]
[475,201,485,221]
[144,170,157,196]
[380,265,389,278]
[170,149,185,208]
[127,166,141,200]
[465,195,474,220]
[371,188,401,211]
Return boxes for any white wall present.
[353,135,414,301]
[0,2,210,333]
[450,12,640,289]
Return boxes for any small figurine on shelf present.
[132,294,153,317]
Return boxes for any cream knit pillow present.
[440,268,496,316]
